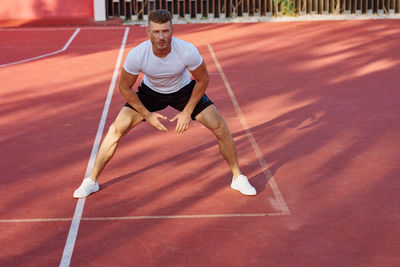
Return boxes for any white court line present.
[82,213,285,219]
[0,212,286,223]
[59,27,130,267]
[207,44,291,216]
[0,28,81,68]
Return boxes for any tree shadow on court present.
[124,21,400,266]
[126,20,400,266]
[66,20,400,266]
[99,132,269,196]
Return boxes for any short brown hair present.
[148,9,172,24]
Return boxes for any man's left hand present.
[170,110,191,134]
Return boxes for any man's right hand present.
[144,112,168,131]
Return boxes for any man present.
[73,9,256,198]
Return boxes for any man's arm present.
[170,60,209,133]
[119,68,167,131]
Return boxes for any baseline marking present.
[0,212,286,223]
[207,44,291,215]
[59,27,130,267]
[0,28,81,68]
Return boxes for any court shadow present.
[101,163,270,196]
[100,138,220,190]
[249,171,269,195]
[99,118,274,196]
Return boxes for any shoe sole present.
[73,187,100,198]
[231,184,257,196]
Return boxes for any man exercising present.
[73,9,256,198]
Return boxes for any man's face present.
[147,21,173,53]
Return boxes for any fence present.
[106,0,400,21]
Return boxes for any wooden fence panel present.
[108,0,400,20]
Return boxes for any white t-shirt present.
[123,37,203,94]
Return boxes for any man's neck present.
[152,46,171,58]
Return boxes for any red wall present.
[0,0,94,20]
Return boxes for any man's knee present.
[197,106,231,137]
[207,118,231,139]
[216,121,231,137]
[107,121,128,140]
[107,107,142,140]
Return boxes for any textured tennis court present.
[1,20,399,266]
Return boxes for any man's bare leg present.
[195,105,241,178]
[73,107,143,198]
[196,105,256,195]
[89,107,144,182]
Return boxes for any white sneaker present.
[231,175,257,196]
[73,178,99,198]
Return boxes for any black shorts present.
[124,80,214,120]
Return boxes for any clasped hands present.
[144,110,191,134]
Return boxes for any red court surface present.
[1,20,400,266]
